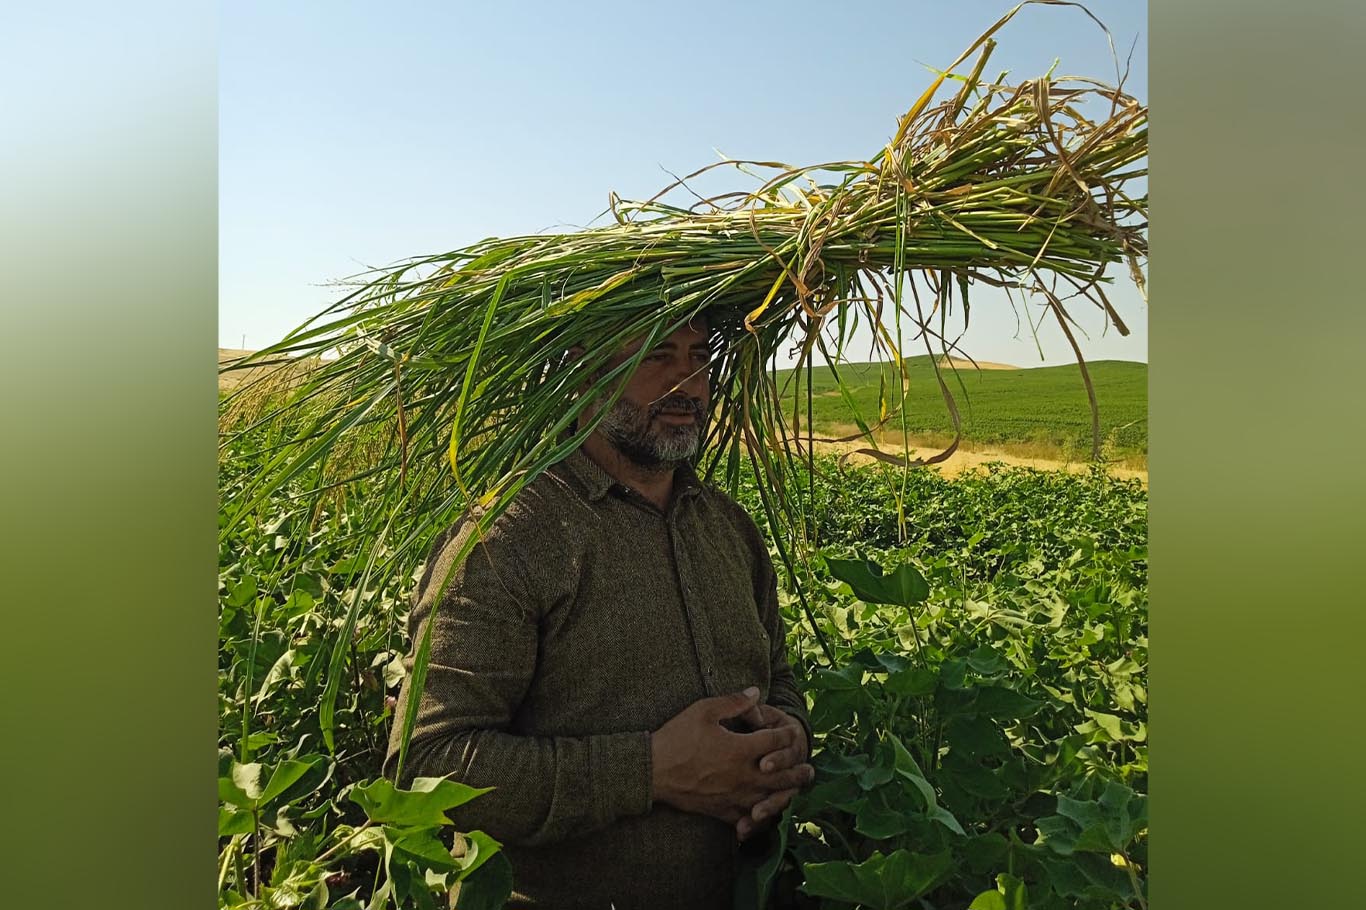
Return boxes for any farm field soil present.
[811,422,1149,483]
[218,348,270,391]
[219,348,326,392]
[928,356,1021,371]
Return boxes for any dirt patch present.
[932,356,1020,371]
[815,357,1020,395]
[220,348,271,392]
[219,348,321,393]
[805,425,1146,484]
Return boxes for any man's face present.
[591,319,712,470]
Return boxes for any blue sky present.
[220,0,1147,367]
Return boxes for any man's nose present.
[666,357,707,396]
[661,352,704,385]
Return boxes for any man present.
[385,315,813,909]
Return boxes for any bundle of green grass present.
[221,2,1147,594]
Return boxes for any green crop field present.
[774,357,1148,457]
[218,434,1148,909]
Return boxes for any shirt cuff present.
[589,730,653,826]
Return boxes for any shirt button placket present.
[671,519,715,696]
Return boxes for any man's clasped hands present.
[649,686,814,842]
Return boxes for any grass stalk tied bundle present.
[220,1,1147,705]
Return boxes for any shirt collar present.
[555,447,705,506]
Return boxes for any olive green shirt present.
[385,447,810,910]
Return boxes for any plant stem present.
[252,808,261,897]
[1123,854,1147,910]
[218,837,237,894]
[315,821,375,865]
[233,835,249,899]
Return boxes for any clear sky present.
[220,0,1147,368]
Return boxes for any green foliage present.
[732,459,1148,909]
[218,433,512,910]
[825,558,930,608]
[802,849,955,909]
[218,11,1147,902]
[350,778,494,828]
[221,428,1146,908]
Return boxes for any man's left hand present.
[735,703,810,842]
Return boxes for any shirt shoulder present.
[461,464,592,558]
[691,483,772,565]
[695,481,761,532]
[420,462,588,565]
[413,467,589,618]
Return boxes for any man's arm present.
[383,515,651,847]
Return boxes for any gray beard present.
[597,396,701,472]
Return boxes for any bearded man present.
[385,316,813,910]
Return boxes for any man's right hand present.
[649,687,814,824]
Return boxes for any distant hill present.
[220,347,1147,455]
[774,356,1148,454]
[219,348,322,393]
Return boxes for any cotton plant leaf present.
[350,777,494,827]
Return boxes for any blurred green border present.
[4,3,1364,908]
[0,3,217,909]
[1150,1,1366,907]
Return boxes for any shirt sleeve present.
[383,510,653,847]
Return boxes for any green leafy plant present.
[727,460,1146,908]
[221,426,1146,908]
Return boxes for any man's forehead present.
[620,318,712,354]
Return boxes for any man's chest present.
[515,500,772,733]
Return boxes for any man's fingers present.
[736,704,766,731]
[750,787,798,823]
[716,699,802,741]
[736,816,756,841]
[759,762,814,792]
[751,704,787,728]
[733,723,797,759]
[752,707,810,758]
[759,743,805,773]
[703,686,762,723]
